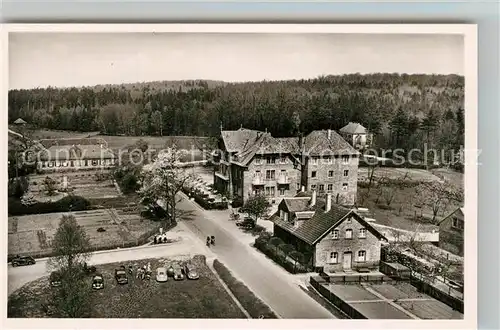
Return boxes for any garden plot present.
[8,209,157,258]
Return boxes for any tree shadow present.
[177,209,196,222]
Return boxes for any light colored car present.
[156,267,168,282]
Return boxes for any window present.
[328,170,334,177]
[266,170,275,180]
[265,187,271,196]
[326,157,333,164]
[342,155,349,164]
[284,212,289,221]
[329,252,338,264]
[255,170,261,177]
[279,188,285,196]
[452,217,464,230]
[281,169,286,175]
[255,157,262,165]
[342,183,348,191]
[270,186,275,196]
[331,229,339,239]
[359,228,367,238]
[310,157,318,165]
[296,183,300,190]
[311,171,317,178]
[345,229,353,239]
[280,156,287,164]
[319,184,325,192]
[311,184,317,190]
[358,250,367,262]
[267,157,276,164]
[327,184,333,191]
[343,170,349,177]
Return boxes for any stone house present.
[438,207,464,257]
[213,127,359,206]
[270,191,387,273]
[339,122,373,150]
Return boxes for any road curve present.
[176,195,335,319]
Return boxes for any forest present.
[9,73,464,162]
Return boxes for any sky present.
[9,33,464,90]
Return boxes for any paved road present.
[8,224,206,296]
[177,195,335,319]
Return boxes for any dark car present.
[11,255,36,267]
[83,262,97,274]
[50,271,62,287]
[172,263,184,281]
[183,263,199,280]
[114,266,128,285]
[92,274,104,290]
[236,218,255,229]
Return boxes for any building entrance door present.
[343,252,352,270]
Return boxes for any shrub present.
[213,259,278,319]
[97,227,106,232]
[253,236,311,274]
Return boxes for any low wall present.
[410,275,464,313]
[309,276,366,319]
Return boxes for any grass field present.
[8,208,159,257]
[8,255,246,318]
[357,167,463,232]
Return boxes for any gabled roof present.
[438,207,464,225]
[13,118,27,124]
[303,130,359,156]
[271,196,387,245]
[339,122,367,134]
[221,128,261,153]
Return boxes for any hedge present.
[8,195,91,216]
[254,235,311,274]
[213,259,278,319]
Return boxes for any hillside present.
[8,73,464,161]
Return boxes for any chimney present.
[301,185,305,193]
[325,193,332,213]
[310,190,317,207]
[327,129,332,140]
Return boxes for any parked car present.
[49,271,62,287]
[92,274,104,290]
[171,263,184,281]
[183,263,199,280]
[156,267,168,282]
[167,265,175,277]
[114,266,128,284]
[11,255,36,267]
[236,218,255,229]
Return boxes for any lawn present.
[8,255,247,319]
[357,167,463,232]
[94,135,209,152]
[8,208,159,258]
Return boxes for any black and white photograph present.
[4,24,476,324]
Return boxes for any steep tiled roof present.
[272,196,387,245]
[271,202,352,245]
[339,122,367,134]
[303,130,359,156]
[221,128,261,153]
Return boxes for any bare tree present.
[415,180,463,223]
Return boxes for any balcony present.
[277,175,290,185]
[252,176,265,185]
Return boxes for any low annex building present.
[36,138,116,171]
[438,207,464,257]
[270,190,387,273]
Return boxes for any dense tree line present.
[9,74,464,158]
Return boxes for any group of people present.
[206,235,215,246]
[129,262,152,280]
